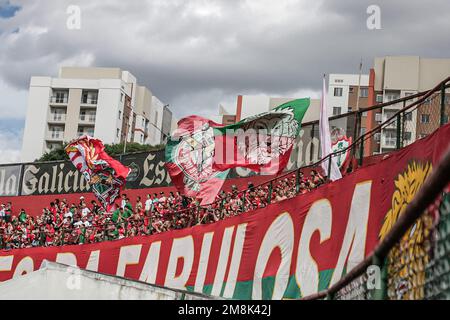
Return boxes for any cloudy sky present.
[0,0,450,164]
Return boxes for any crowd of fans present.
[0,170,325,250]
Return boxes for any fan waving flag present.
[165,98,310,205]
[65,136,131,209]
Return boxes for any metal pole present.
[310,123,315,163]
[358,138,364,166]
[356,58,363,111]
[371,255,387,300]
[401,101,406,148]
[352,112,361,158]
[123,122,128,154]
[295,168,300,194]
[396,114,401,150]
[268,181,273,204]
[441,82,446,126]
[327,155,332,181]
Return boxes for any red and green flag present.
[65,136,131,209]
[165,98,310,205]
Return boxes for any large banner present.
[1,123,331,197]
[0,124,448,299]
[18,151,171,196]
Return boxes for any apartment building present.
[212,95,321,125]
[21,67,172,162]
[327,74,375,149]
[372,56,450,153]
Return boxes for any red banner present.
[1,124,449,299]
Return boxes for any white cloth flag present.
[320,76,342,181]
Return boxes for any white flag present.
[320,76,342,181]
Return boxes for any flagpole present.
[356,58,363,111]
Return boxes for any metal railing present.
[81,98,98,105]
[176,77,450,219]
[49,96,68,104]
[302,146,450,300]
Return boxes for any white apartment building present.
[328,74,370,116]
[374,56,450,153]
[21,67,172,162]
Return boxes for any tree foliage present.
[36,142,165,162]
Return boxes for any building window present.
[375,113,382,123]
[120,93,124,102]
[334,87,343,97]
[335,79,343,83]
[116,129,120,138]
[376,94,383,103]
[385,130,397,147]
[404,112,413,121]
[332,107,341,116]
[385,92,400,102]
[360,88,369,98]
[362,111,368,117]
[404,132,412,140]
[50,90,69,104]
[421,114,430,123]
[81,90,98,104]
[118,110,122,120]
[349,87,354,93]
[374,133,381,142]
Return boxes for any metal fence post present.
[396,114,401,150]
[371,255,388,300]
[310,123,315,162]
[295,168,300,194]
[352,112,361,159]
[441,82,447,126]
[268,181,273,204]
[358,139,364,166]
[401,101,406,148]
[327,155,332,181]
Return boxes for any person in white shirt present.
[145,194,153,214]
[0,205,5,220]
[81,204,90,217]
[64,211,73,219]
[121,194,127,209]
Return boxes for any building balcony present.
[77,131,94,137]
[49,96,68,105]
[46,133,64,141]
[48,113,66,123]
[80,98,98,106]
[79,115,96,123]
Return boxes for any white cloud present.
[0,128,22,164]
[0,0,449,149]
[0,78,27,119]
